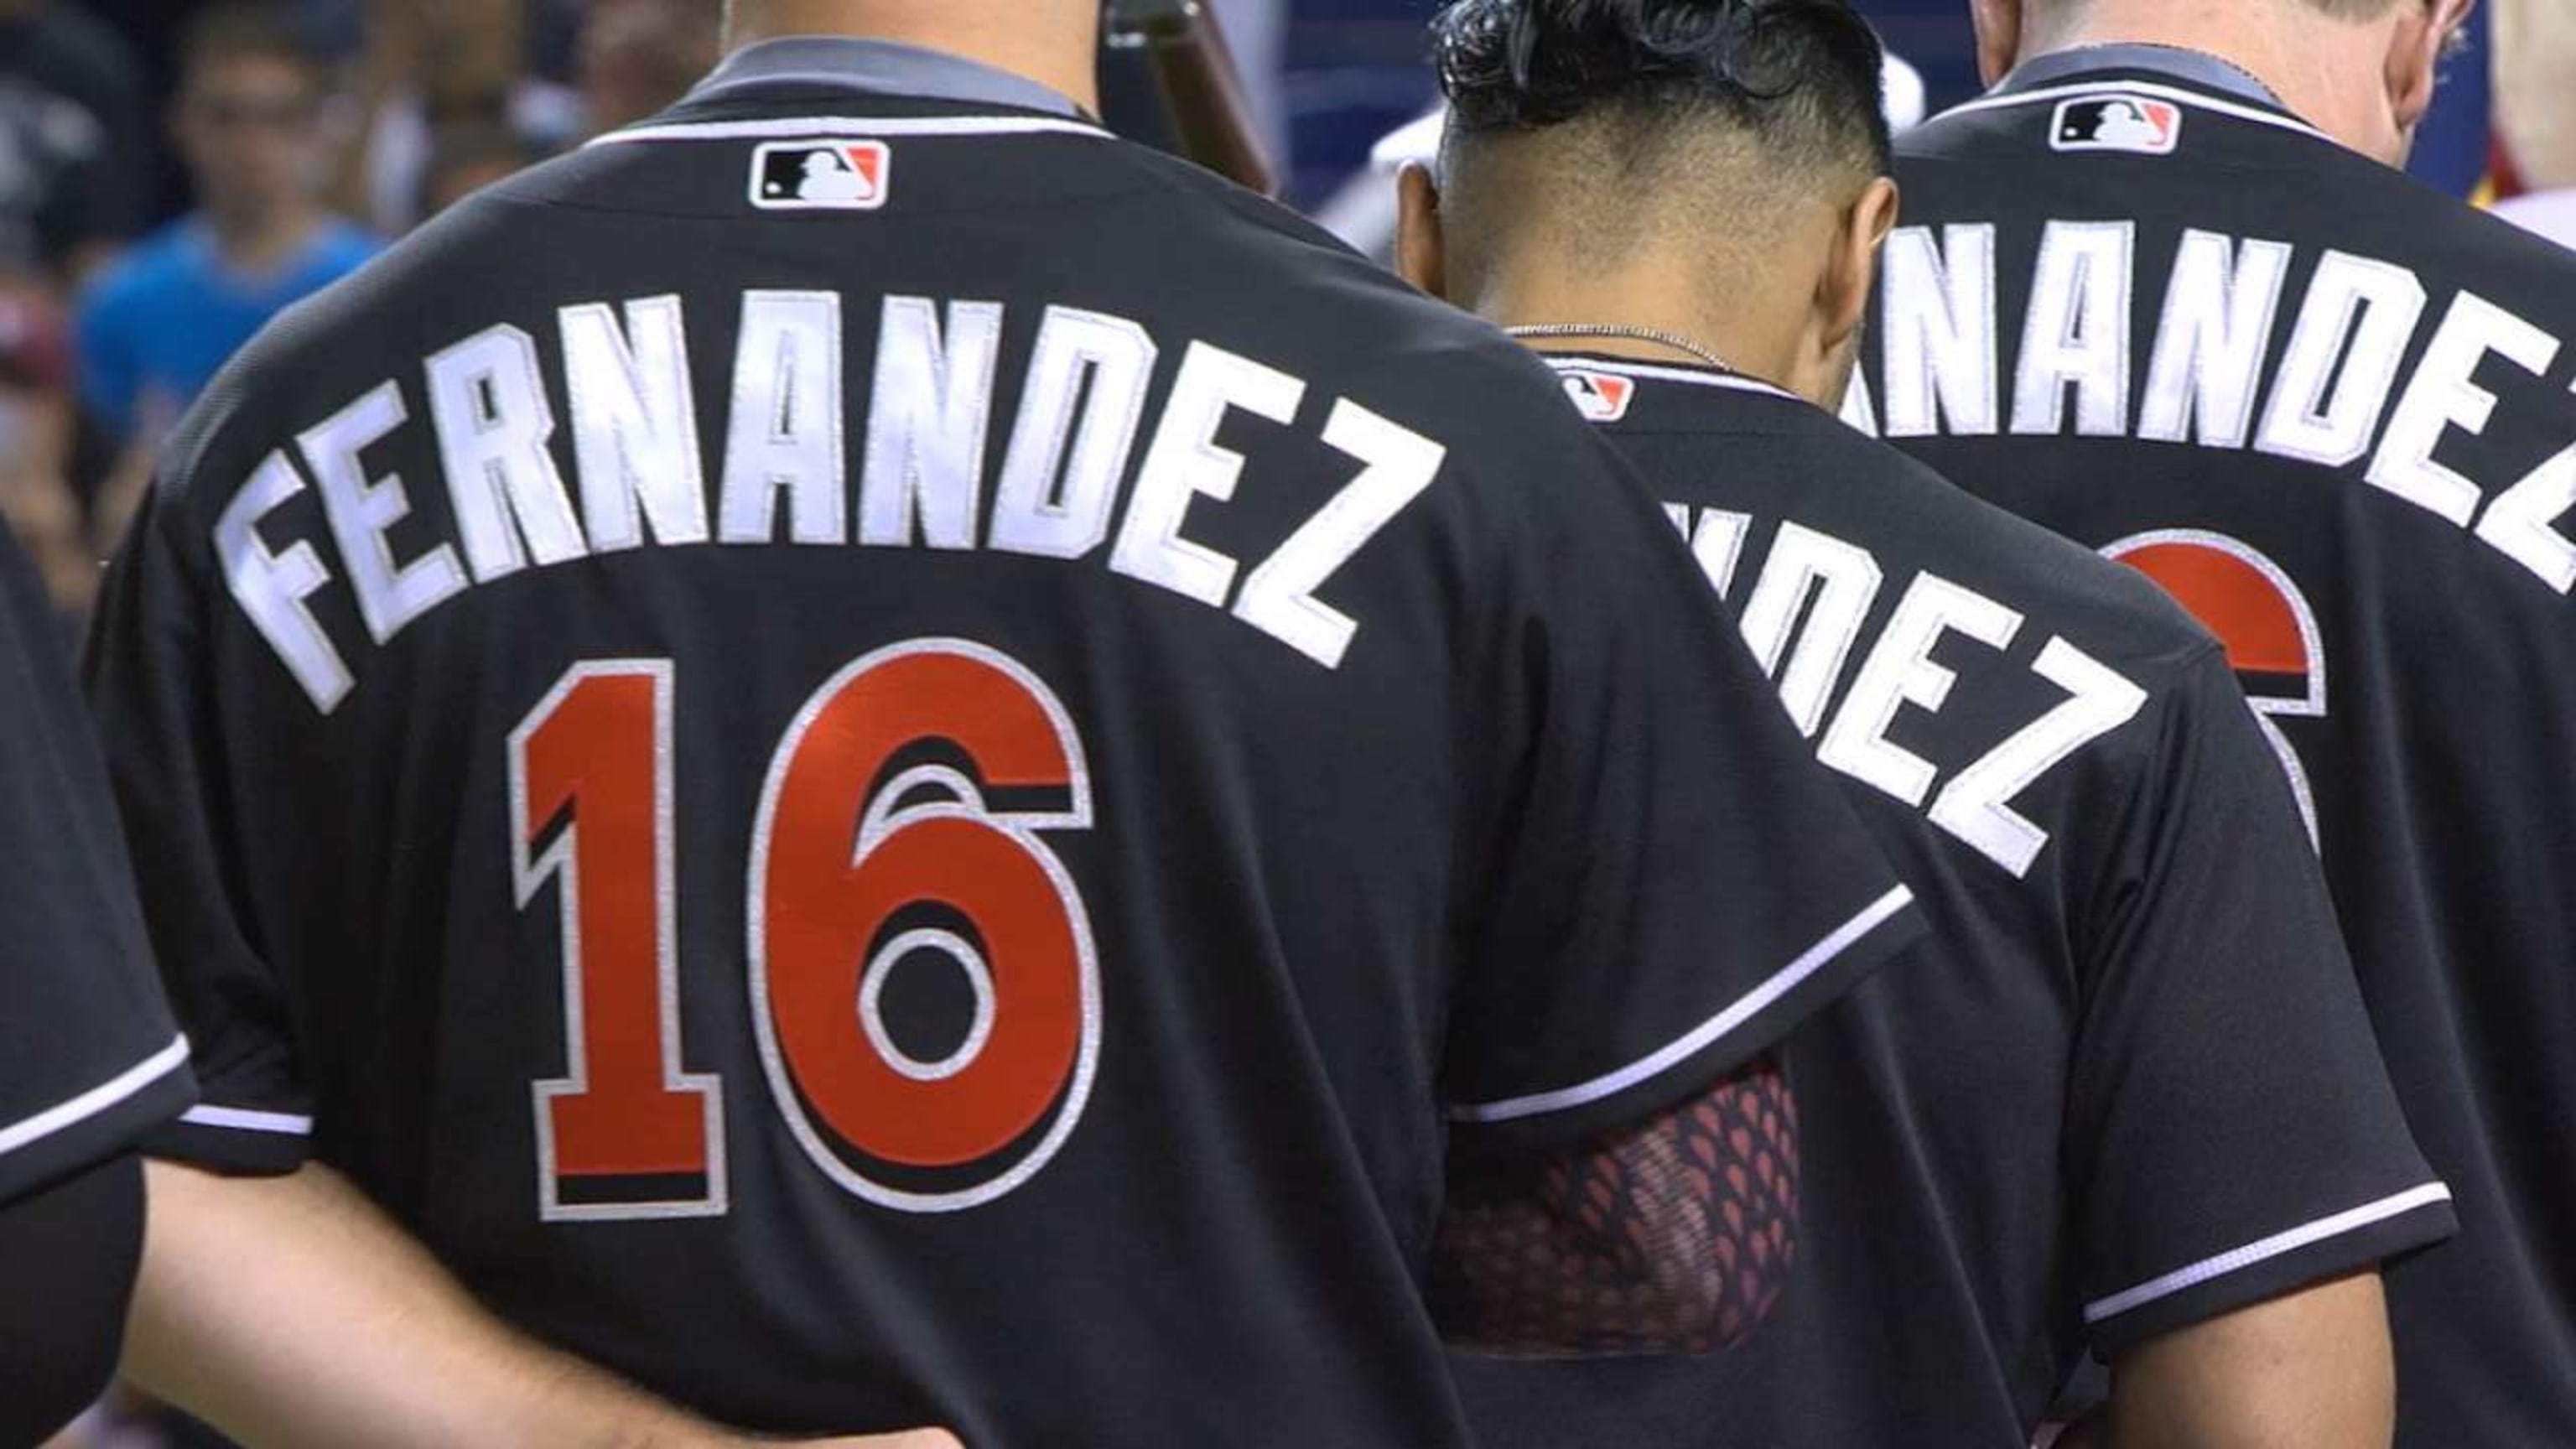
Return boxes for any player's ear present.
[2386,0,2472,144]
[1820,176,1899,356]
[1395,162,1451,300]
[1967,0,2023,89]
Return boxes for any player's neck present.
[724,2,1101,113]
[1470,251,1807,397]
[2019,5,2387,158]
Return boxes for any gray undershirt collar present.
[690,35,1085,119]
[2000,43,2287,109]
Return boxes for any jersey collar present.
[1539,354,1807,429]
[1948,46,2328,143]
[1541,354,1798,402]
[686,35,1087,120]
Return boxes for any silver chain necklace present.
[1504,323,1736,374]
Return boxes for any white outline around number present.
[2103,529,2327,848]
[745,639,1102,1215]
[511,660,728,1223]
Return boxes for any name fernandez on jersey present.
[216,293,1449,714]
[1850,222,2576,595]
[1661,496,2148,879]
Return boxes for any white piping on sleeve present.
[0,1032,190,1161]
[2085,1182,2455,1323]
[1450,885,1916,1125]
[179,1104,315,1137]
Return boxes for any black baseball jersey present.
[81,46,1923,1449]
[0,517,192,1205]
[1453,357,2451,1446]
[1857,52,2576,1441]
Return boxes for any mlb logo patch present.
[1560,370,1636,423]
[2049,96,2183,156]
[750,140,892,210]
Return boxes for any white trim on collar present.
[1944,77,2327,142]
[592,113,1113,148]
[1543,354,1802,403]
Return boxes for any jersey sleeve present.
[82,481,313,1175]
[2070,650,2455,1357]
[1442,416,1924,1157]
[0,518,194,1203]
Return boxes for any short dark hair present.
[1433,0,1891,175]
[179,2,329,91]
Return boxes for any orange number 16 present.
[511,641,1100,1221]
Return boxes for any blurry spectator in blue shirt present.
[73,2,376,447]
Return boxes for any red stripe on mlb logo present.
[2049,96,2184,156]
[751,140,893,210]
[1561,370,1637,423]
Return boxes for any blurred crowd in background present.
[0,0,742,637]
[0,2,2569,1436]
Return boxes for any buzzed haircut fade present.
[1432,0,1893,177]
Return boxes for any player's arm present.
[0,514,193,1446]
[2060,652,2447,1446]
[0,1155,145,1446]
[1431,1057,1796,1355]
[2062,1270,2394,1449]
[126,1160,960,1449]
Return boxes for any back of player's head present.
[1404,0,1901,408]
[1434,0,1892,189]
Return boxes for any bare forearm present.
[127,1160,747,1449]
[2101,1271,2393,1449]
[1430,1057,1800,1355]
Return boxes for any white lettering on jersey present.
[1683,506,1753,599]
[215,297,1455,709]
[1737,522,1886,737]
[1109,340,1305,608]
[219,450,355,714]
[2368,292,2561,526]
[2013,220,2135,437]
[299,382,467,645]
[719,289,846,545]
[1233,401,1443,668]
[427,325,589,582]
[859,296,1004,549]
[558,295,710,552]
[2476,432,2576,592]
[2137,230,2292,448]
[1870,222,2576,598]
[1882,223,2000,438]
[2252,251,2426,468]
[1820,574,2024,806]
[989,307,1157,560]
[1695,509,2151,875]
[1929,636,2148,875]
